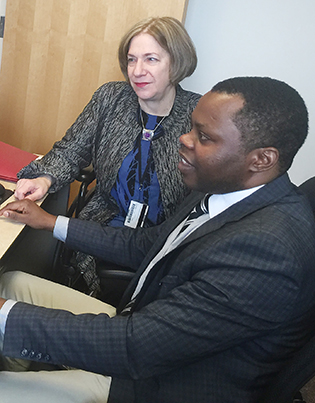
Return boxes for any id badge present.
[124,200,149,228]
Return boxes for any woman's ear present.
[248,147,279,173]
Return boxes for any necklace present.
[140,110,167,141]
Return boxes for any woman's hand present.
[0,199,57,231]
[14,177,52,201]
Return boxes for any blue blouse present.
[109,111,165,227]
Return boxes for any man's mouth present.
[179,153,193,167]
[178,153,195,175]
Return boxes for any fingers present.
[0,200,23,214]
[0,200,32,221]
[0,199,57,231]
[14,177,52,201]
[14,179,36,200]
[0,297,7,309]
[24,190,45,202]
[1,209,25,222]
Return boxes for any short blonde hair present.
[118,17,197,85]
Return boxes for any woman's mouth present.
[134,82,149,88]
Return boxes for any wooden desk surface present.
[0,179,25,259]
[0,179,48,259]
[0,180,69,279]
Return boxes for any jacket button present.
[36,352,42,360]
[20,348,28,357]
[44,354,51,362]
[29,350,36,358]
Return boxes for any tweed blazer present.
[18,81,201,223]
[4,174,315,403]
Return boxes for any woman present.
[15,17,201,293]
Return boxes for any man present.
[0,76,314,403]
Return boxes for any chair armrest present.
[76,165,96,185]
[97,269,135,282]
[67,165,96,218]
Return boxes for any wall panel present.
[0,0,188,154]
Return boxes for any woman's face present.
[127,33,174,112]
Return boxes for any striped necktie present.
[120,193,211,315]
[179,194,211,234]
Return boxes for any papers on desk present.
[0,141,37,182]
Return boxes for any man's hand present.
[0,297,7,310]
[14,177,52,201]
[0,199,57,231]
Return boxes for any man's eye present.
[199,132,210,141]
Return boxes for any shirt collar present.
[208,185,264,219]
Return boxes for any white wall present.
[183,0,315,185]
[0,0,7,69]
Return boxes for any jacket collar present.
[118,173,295,313]
[138,173,295,269]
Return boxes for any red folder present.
[0,141,38,182]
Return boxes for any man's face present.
[178,91,249,194]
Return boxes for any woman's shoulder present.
[176,85,202,103]
[93,81,135,99]
[174,85,202,113]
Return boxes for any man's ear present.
[248,147,279,172]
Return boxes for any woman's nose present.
[133,60,145,76]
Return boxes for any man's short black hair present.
[212,77,308,173]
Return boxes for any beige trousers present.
[0,271,116,403]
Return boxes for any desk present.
[0,179,32,259]
[0,179,69,279]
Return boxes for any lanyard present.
[137,111,165,191]
[137,135,153,191]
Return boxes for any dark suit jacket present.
[3,173,315,403]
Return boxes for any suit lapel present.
[178,173,294,249]
[118,174,295,313]
[117,192,202,312]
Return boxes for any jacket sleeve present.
[64,215,168,270]
[17,83,114,192]
[3,222,314,380]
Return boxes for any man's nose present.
[180,131,194,149]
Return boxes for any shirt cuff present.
[0,299,17,350]
[53,215,70,242]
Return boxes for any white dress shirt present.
[131,186,263,300]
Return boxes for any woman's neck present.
[139,86,176,116]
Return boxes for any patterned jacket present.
[19,81,201,225]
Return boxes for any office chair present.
[67,164,96,218]
[299,176,315,213]
[259,333,315,403]
[52,166,135,307]
[259,176,315,403]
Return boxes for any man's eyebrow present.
[193,121,207,130]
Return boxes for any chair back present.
[299,176,315,215]
[260,176,315,403]
[260,332,315,402]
